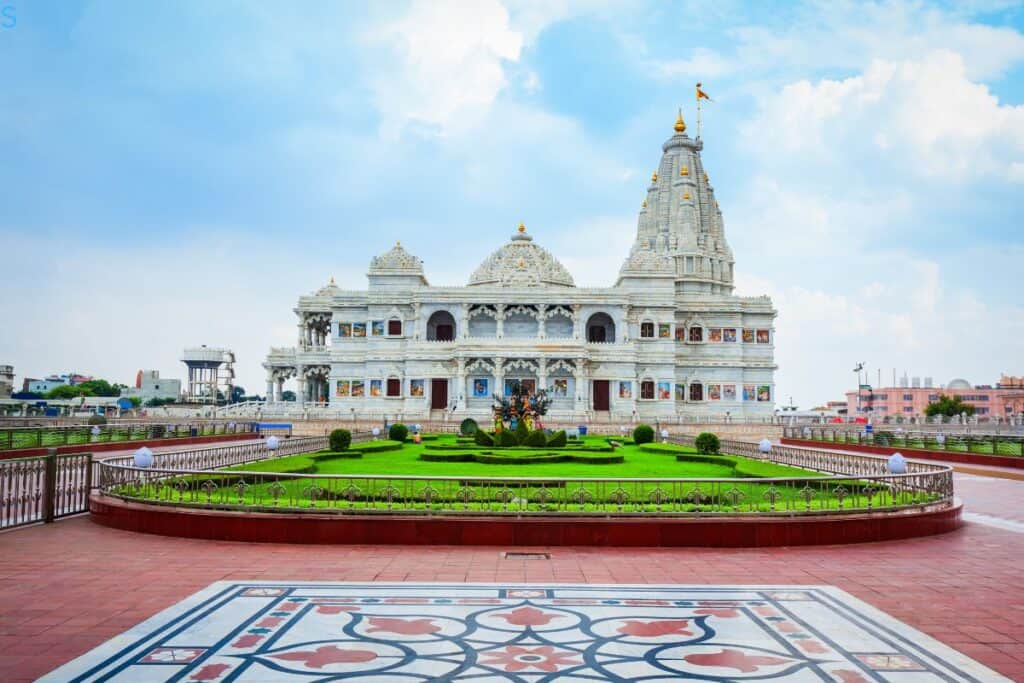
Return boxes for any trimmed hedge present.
[348,440,403,454]
[388,423,409,442]
[474,430,495,446]
[420,450,623,465]
[497,430,518,447]
[525,429,548,447]
[514,420,529,445]
[633,424,654,445]
[329,428,351,451]
[547,430,567,447]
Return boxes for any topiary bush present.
[329,428,352,451]
[633,424,654,445]
[474,429,495,446]
[388,423,409,442]
[526,429,547,447]
[547,430,567,447]
[514,419,530,445]
[694,432,721,455]
[497,429,518,447]
[459,418,479,436]
[87,414,107,426]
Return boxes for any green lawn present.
[114,435,939,514]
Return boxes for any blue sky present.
[1,0,1022,407]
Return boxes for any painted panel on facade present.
[336,381,350,397]
[723,328,737,343]
[675,383,685,401]
[472,379,489,398]
[756,329,770,344]
[353,322,367,338]
[708,328,723,342]
[723,384,737,401]
[758,385,771,401]
[708,384,722,401]
[618,381,632,399]
[551,379,568,397]
[742,329,754,343]
[352,380,365,397]
[675,327,686,341]
[370,380,383,397]
[658,324,671,339]
[339,323,352,338]
[410,379,424,397]
[371,321,385,336]
[656,382,671,400]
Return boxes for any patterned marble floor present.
[41,582,1008,682]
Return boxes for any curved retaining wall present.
[89,494,962,548]
[782,437,1024,469]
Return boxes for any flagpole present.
[696,86,702,139]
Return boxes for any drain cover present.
[502,552,550,560]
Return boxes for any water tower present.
[181,346,235,404]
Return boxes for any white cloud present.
[745,50,1024,182]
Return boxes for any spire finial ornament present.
[674,108,686,133]
[642,199,647,209]
[330,276,336,284]
[518,222,526,233]
[681,164,689,176]
[651,171,658,182]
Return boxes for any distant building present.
[0,365,13,398]
[121,370,182,402]
[20,372,94,395]
[845,374,1024,418]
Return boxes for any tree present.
[231,386,247,403]
[925,394,976,418]
[127,396,142,408]
[75,379,120,396]
[46,384,93,399]
[282,390,296,402]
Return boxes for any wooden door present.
[431,379,448,409]
[593,380,610,411]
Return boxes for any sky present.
[1,0,1022,408]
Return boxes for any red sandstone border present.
[782,437,1024,469]
[0,432,260,460]
[88,493,962,548]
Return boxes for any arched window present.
[386,377,401,397]
[689,326,703,343]
[689,383,704,401]
[640,380,655,399]
[387,319,402,336]
[640,322,655,339]
[586,312,615,343]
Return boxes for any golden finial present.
[674,108,686,133]
[517,222,525,233]
[704,173,709,182]
[651,171,658,182]
[330,276,336,284]
[396,240,401,246]
[518,258,525,268]
[641,199,647,209]
[680,164,689,176]
[683,190,690,200]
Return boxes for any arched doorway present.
[586,313,616,343]
[426,310,456,341]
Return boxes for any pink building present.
[845,375,1024,420]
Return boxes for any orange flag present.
[696,82,712,101]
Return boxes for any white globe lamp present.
[266,435,280,452]
[888,452,907,474]
[133,446,153,468]
[372,427,381,438]
[759,438,772,454]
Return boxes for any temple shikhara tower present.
[264,113,776,420]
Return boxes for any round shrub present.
[547,430,567,447]
[329,428,352,451]
[474,429,495,446]
[388,423,409,442]
[459,418,479,436]
[695,432,721,455]
[526,429,547,447]
[633,424,654,445]
[497,429,518,447]
[87,414,107,426]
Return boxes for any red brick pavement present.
[1,515,1023,681]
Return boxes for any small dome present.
[947,378,972,390]
[468,225,575,288]
[314,276,341,296]
[369,241,424,275]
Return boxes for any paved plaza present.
[1,465,1023,681]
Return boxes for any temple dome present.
[468,225,575,288]
[947,378,972,390]
[369,241,425,275]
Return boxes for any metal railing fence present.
[0,421,257,451]
[785,426,1024,456]
[1,451,92,530]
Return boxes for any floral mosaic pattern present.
[41,583,1009,682]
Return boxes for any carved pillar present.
[574,357,587,408]
[455,358,467,410]
[412,303,422,340]
[296,367,307,405]
[572,304,582,340]
[297,321,306,347]
[460,303,470,340]
[538,358,548,394]
[276,377,284,402]
[265,375,274,403]
[495,304,506,339]
[537,304,547,339]
[494,356,505,400]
